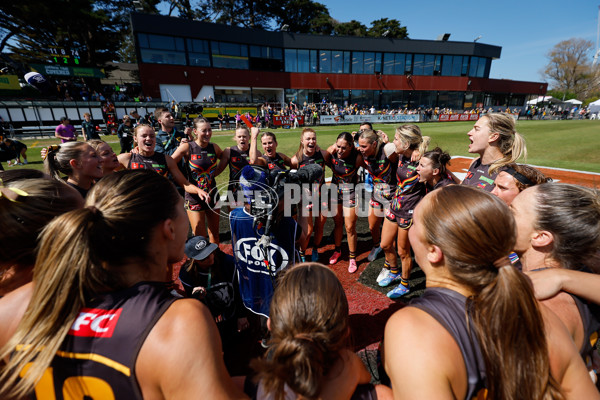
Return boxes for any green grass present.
[8,120,600,180]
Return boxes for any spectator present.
[117,115,134,154]
[55,117,77,143]
[81,112,100,141]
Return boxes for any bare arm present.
[280,152,293,168]
[214,147,230,177]
[170,141,190,164]
[137,299,248,399]
[82,127,87,141]
[249,127,265,166]
[165,155,209,201]
[290,155,299,169]
[117,153,132,169]
[527,269,600,303]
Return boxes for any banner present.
[438,114,480,122]
[319,114,420,125]
[0,75,21,90]
[273,115,305,126]
[31,64,105,78]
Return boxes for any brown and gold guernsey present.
[128,152,168,177]
[21,282,178,400]
[298,150,325,185]
[262,153,287,172]
[362,144,397,203]
[461,158,496,192]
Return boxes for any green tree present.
[367,18,408,39]
[271,0,334,34]
[334,20,367,36]
[543,38,599,99]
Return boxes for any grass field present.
[8,119,600,179]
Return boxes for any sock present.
[400,278,409,287]
[373,242,380,249]
[312,246,319,254]
[389,264,400,275]
[349,251,356,260]
[383,261,391,271]
[299,250,305,260]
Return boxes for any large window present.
[211,41,249,69]
[331,51,350,73]
[187,39,210,67]
[412,54,424,75]
[249,45,283,71]
[138,33,186,65]
[285,49,317,72]
[320,50,331,73]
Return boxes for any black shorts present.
[337,185,357,208]
[185,188,219,212]
[384,207,413,229]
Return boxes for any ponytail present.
[43,142,89,181]
[484,113,527,175]
[470,265,564,400]
[418,136,431,158]
[395,125,428,159]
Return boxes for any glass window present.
[332,50,344,73]
[138,33,149,48]
[423,55,435,76]
[434,55,442,75]
[461,56,469,76]
[250,45,262,58]
[404,54,412,75]
[452,56,462,76]
[187,39,209,53]
[310,50,318,73]
[285,49,297,72]
[383,53,395,74]
[343,51,351,73]
[469,56,479,77]
[413,54,424,75]
[477,58,487,77]
[296,49,309,72]
[375,53,382,73]
[272,47,282,60]
[187,39,210,67]
[364,52,375,74]
[140,49,186,65]
[442,55,453,76]
[352,52,364,74]
[212,41,249,69]
[394,53,405,75]
[188,53,210,66]
[320,50,331,73]
[147,34,174,50]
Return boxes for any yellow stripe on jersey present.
[55,350,131,377]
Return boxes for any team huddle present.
[0,110,599,399]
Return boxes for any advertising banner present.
[319,114,420,125]
[274,115,305,126]
[438,114,480,122]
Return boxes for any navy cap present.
[184,236,218,261]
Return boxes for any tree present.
[543,38,600,99]
[270,0,334,34]
[367,18,408,39]
[334,20,367,37]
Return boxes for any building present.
[131,13,547,110]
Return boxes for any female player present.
[249,127,292,172]
[462,112,526,191]
[290,128,330,262]
[326,132,363,273]
[0,170,246,399]
[117,124,209,202]
[357,129,398,265]
[379,125,429,299]
[384,185,599,399]
[44,141,103,198]
[511,183,600,379]
[253,263,392,400]
[88,139,121,176]
[416,147,453,191]
[172,118,223,243]
[0,170,83,296]
[214,126,252,211]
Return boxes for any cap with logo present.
[185,236,219,261]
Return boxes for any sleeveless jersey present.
[128,152,168,176]
[331,148,360,186]
[571,293,600,370]
[431,176,454,191]
[462,158,496,192]
[229,207,298,317]
[298,150,326,184]
[389,154,426,221]
[409,287,487,399]
[228,145,250,181]
[362,144,397,200]
[188,141,217,192]
[263,153,287,172]
[22,282,178,400]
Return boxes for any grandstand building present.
[131,13,547,110]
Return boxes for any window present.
[433,55,442,75]
[423,55,435,76]
[249,45,283,71]
[469,56,479,77]
[138,33,186,65]
[320,50,331,73]
[352,52,364,74]
[374,53,382,73]
[332,51,344,73]
[451,56,462,76]
[412,54,424,75]
[404,54,412,75]
[187,39,210,67]
[394,54,405,75]
[383,53,395,74]
[285,49,297,72]
[442,55,453,76]
[211,41,249,69]
[364,52,375,74]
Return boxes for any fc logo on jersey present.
[68,308,123,338]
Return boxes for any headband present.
[502,166,534,187]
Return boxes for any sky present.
[321,0,598,83]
